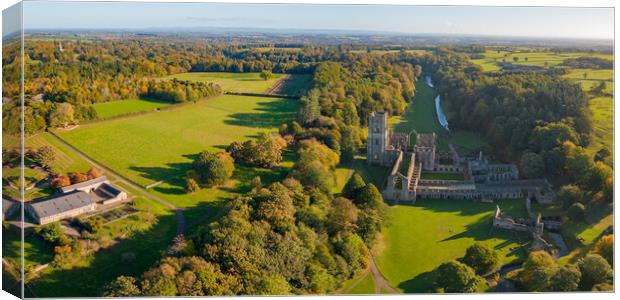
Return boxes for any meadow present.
[57,94,298,200]
[374,199,529,293]
[92,98,172,119]
[390,81,486,154]
[165,72,284,94]
[470,49,613,72]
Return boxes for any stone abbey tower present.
[367,112,389,165]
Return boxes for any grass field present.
[470,49,612,72]
[166,72,284,94]
[25,133,93,174]
[375,199,529,293]
[586,97,613,163]
[92,98,172,119]
[57,94,298,187]
[341,272,375,295]
[390,80,486,154]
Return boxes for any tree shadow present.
[397,271,437,293]
[25,211,178,297]
[224,98,298,129]
[129,161,191,185]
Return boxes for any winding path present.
[369,253,399,294]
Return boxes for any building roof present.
[28,191,94,219]
[3,198,18,217]
[60,176,108,193]
[415,133,436,148]
[98,183,122,196]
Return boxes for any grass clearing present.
[341,272,375,295]
[585,97,613,163]
[57,94,298,187]
[375,199,529,293]
[92,98,172,119]
[25,133,93,174]
[166,72,284,94]
[391,80,486,154]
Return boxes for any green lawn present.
[92,98,172,119]
[25,133,93,174]
[341,272,375,295]
[470,50,613,72]
[57,94,298,187]
[165,72,284,94]
[2,226,54,269]
[585,97,613,164]
[391,80,485,154]
[375,199,529,293]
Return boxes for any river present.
[424,76,449,132]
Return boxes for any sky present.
[8,1,614,39]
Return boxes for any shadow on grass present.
[25,211,178,297]
[224,98,298,129]
[397,271,437,293]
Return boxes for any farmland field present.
[92,98,172,119]
[166,72,287,94]
[57,94,298,187]
[470,49,613,72]
[375,199,529,293]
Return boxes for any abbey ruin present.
[367,112,555,204]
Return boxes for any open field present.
[375,199,529,293]
[57,94,298,187]
[470,49,613,72]
[166,72,284,94]
[92,98,172,119]
[340,271,376,295]
[585,97,614,163]
[390,81,486,154]
[25,133,93,174]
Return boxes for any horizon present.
[3,2,614,40]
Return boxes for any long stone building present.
[367,112,555,204]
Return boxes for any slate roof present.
[99,183,122,196]
[60,176,108,193]
[2,198,18,218]
[28,190,94,219]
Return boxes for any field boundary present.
[224,91,300,99]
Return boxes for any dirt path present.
[47,133,186,235]
[369,253,399,294]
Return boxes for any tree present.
[259,70,273,81]
[326,197,358,235]
[342,173,366,199]
[518,251,558,292]
[337,233,369,273]
[182,177,199,193]
[102,276,141,297]
[192,151,234,186]
[35,222,65,245]
[86,167,103,179]
[339,125,361,162]
[354,183,384,209]
[291,160,334,193]
[461,243,499,275]
[567,203,586,222]
[68,172,88,184]
[49,102,75,128]
[34,146,55,170]
[298,89,321,125]
[557,185,584,209]
[585,162,612,193]
[519,152,545,179]
[578,254,612,290]
[254,183,296,232]
[592,234,613,265]
[50,175,71,188]
[435,260,479,293]
[256,275,291,295]
[594,147,611,162]
[551,264,581,291]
